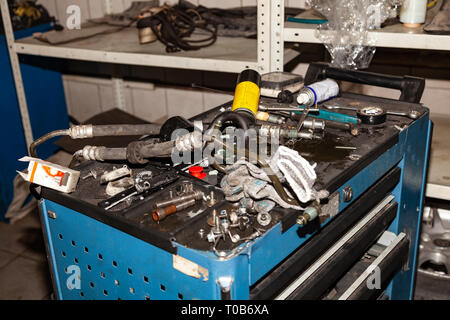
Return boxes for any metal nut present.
[257,212,272,227]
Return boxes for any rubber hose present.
[139,140,176,158]
[29,129,70,158]
[207,111,249,131]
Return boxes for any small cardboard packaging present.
[17,157,80,193]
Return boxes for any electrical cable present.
[137,5,217,52]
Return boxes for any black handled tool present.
[304,62,425,104]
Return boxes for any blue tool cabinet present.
[0,23,69,219]
[35,65,431,300]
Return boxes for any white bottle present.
[297,79,339,107]
[400,0,427,28]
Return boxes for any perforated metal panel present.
[40,200,217,300]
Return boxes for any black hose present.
[98,147,128,160]
[139,140,176,158]
[208,111,249,131]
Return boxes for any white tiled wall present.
[63,74,231,123]
[37,0,271,123]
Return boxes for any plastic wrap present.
[307,0,401,69]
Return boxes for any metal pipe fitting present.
[256,111,285,124]
[302,118,325,131]
[69,125,94,139]
[175,131,204,152]
[297,205,320,226]
[259,125,323,140]
[79,146,127,161]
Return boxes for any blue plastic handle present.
[293,107,359,124]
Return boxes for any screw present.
[207,191,217,207]
[48,210,57,219]
[343,186,353,203]
[198,229,205,239]
[82,169,97,180]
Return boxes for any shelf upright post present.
[258,0,285,73]
[257,0,271,73]
[270,0,285,72]
[104,0,126,110]
[0,0,34,151]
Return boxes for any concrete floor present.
[0,208,53,300]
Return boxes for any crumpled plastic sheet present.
[307,0,400,69]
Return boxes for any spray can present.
[231,69,262,121]
[297,79,339,107]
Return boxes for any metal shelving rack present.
[280,1,450,201]
[284,19,450,50]
[1,0,448,200]
[0,0,286,149]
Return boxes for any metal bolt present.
[48,210,57,219]
[82,169,97,180]
[198,229,205,239]
[207,232,216,243]
[296,215,307,226]
[207,209,218,227]
[343,186,353,203]
[207,191,217,207]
